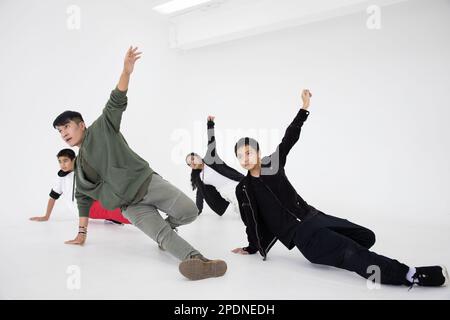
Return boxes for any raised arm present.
[270,89,312,170]
[117,46,142,91]
[204,115,220,165]
[101,46,142,132]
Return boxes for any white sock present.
[406,267,417,283]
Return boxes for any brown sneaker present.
[179,254,227,281]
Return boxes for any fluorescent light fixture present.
[153,0,214,15]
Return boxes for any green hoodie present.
[74,88,153,217]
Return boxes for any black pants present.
[293,208,409,285]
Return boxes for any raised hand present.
[301,89,312,110]
[117,46,142,91]
[123,46,142,75]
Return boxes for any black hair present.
[190,169,202,191]
[52,110,84,129]
[234,137,260,156]
[57,148,76,160]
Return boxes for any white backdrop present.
[0,0,449,299]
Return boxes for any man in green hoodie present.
[52,46,227,281]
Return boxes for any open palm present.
[123,46,142,75]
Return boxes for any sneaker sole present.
[179,258,227,281]
[104,220,124,226]
[441,265,449,286]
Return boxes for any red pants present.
[88,201,131,224]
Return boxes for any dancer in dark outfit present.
[186,116,244,216]
[232,89,448,288]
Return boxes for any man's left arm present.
[102,46,142,132]
[274,89,312,168]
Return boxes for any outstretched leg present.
[322,214,376,249]
[295,226,409,285]
[123,173,227,280]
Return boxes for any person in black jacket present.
[232,89,448,288]
[186,116,244,216]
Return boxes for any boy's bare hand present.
[30,216,49,222]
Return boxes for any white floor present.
[1,206,450,300]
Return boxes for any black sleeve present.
[243,244,258,255]
[204,120,219,164]
[236,190,259,254]
[272,108,310,169]
[49,189,61,200]
[195,189,204,214]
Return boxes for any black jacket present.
[235,108,313,260]
[194,120,244,215]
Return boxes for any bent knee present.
[178,201,199,224]
[363,230,376,249]
[184,204,199,223]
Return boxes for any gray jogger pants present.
[122,174,200,261]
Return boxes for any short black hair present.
[234,137,260,156]
[52,110,84,129]
[57,148,76,160]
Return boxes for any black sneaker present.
[408,266,449,289]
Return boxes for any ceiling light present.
[153,0,214,15]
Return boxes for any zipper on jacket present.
[267,236,277,253]
[242,185,266,260]
[259,179,302,223]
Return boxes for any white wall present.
[171,0,450,227]
[0,0,177,220]
[1,0,449,228]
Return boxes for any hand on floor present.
[231,247,249,255]
[29,216,49,222]
[65,233,86,245]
